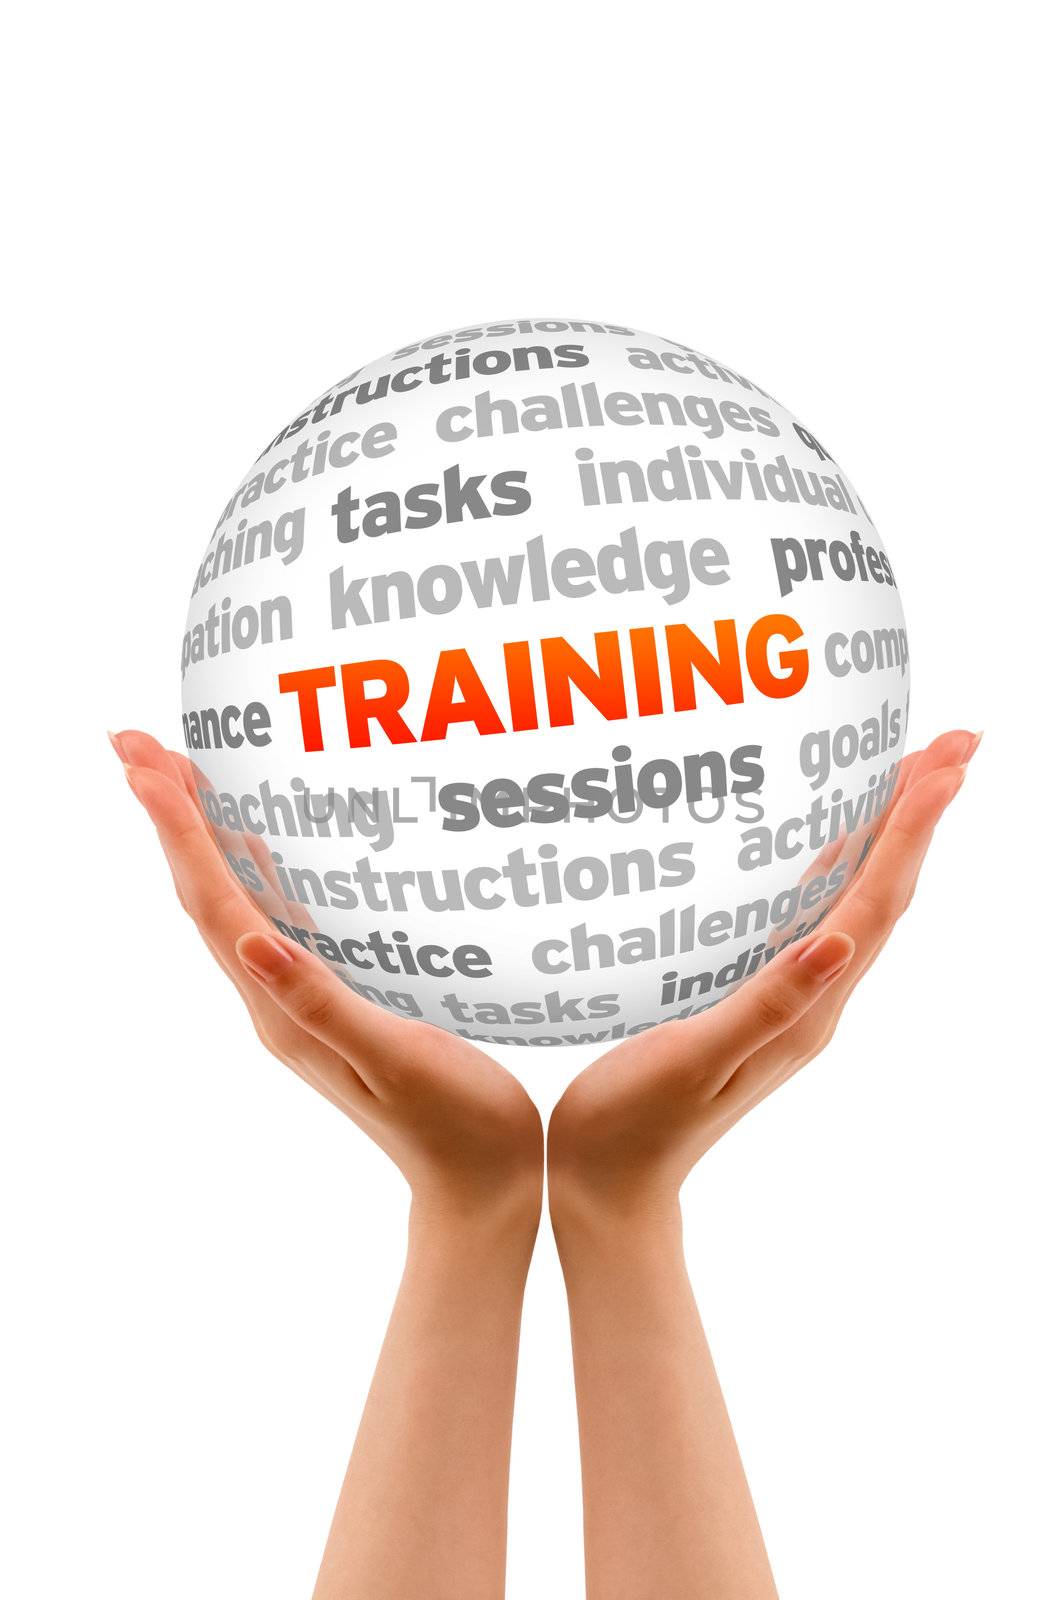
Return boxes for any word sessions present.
[278,613,809,752]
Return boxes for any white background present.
[2,5,1055,1596]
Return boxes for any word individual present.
[576,445,860,513]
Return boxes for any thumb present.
[236,931,408,1086]
[710,931,856,1058]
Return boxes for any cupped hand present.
[112,730,543,1227]
[548,728,978,1228]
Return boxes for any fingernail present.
[797,932,855,981]
[237,933,295,982]
[964,730,983,763]
[108,730,126,761]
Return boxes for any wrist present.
[548,1172,683,1266]
[409,1171,542,1260]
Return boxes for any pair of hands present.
[113,727,975,1239]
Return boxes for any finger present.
[704,938,859,1125]
[112,732,221,912]
[838,764,964,941]
[166,746,213,810]
[239,827,325,934]
[759,728,975,965]
[896,733,980,909]
[236,931,425,1096]
[845,730,975,919]
[125,764,253,921]
[123,764,320,1048]
[835,727,976,876]
[112,729,196,797]
[765,765,965,1058]
[123,760,276,976]
[160,748,303,930]
[871,729,978,850]
[809,833,846,875]
[708,735,977,1126]
[124,761,359,1105]
[727,756,971,1101]
[706,931,857,1065]
[793,751,967,972]
[114,734,252,894]
[237,828,304,921]
[711,994,848,1130]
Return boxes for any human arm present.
[114,730,543,1600]
[548,729,977,1600]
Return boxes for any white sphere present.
[181,318,908,1049]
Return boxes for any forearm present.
[553,1194,778,1600]
[313,1194,539,1600]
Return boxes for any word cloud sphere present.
[182,318,909,1049]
